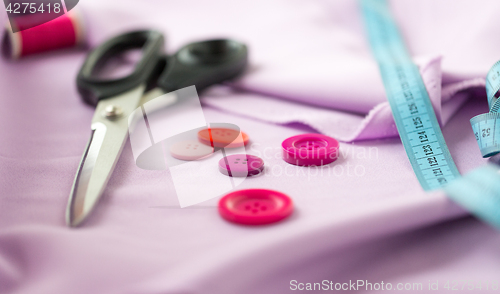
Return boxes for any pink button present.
[218,154,264,177]
[169,140,214,161]
[282,133,339,166]
[218,189,293,225]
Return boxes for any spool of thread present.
[2,10,85,59]
[0,9,6,47]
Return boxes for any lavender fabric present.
[1,1,499,294]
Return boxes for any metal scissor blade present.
[140,87,166,105]
[66,85,146,227]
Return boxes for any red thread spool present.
[3,10,85,59]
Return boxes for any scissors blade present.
[140,87,166,105]
[66,85,146,227]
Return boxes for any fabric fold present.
[204,56,483,142]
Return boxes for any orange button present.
[198,128,249,148]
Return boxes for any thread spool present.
[2,10,85,59]
[0,9,5,47]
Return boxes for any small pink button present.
[218,154,264,177]
[169,140,214,161]
[218,189,293,225]
[282,133,339,166]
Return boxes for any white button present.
[170,140,214,161]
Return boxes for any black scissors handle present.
[77,30,165,106]
[157,39,248,93]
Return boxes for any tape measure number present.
[470,61,500,157]
[360,0,460,190]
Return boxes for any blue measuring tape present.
[360,0,460,191]
[470,61,500,157]
[360,0,500,229]
[445,164,500,228]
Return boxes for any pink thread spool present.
[2,10,85,59]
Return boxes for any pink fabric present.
[202,58,483,141]
[1,1,499,294]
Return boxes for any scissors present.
[66,30,248,227]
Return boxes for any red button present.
[198,128,249,148]
[218,189,293,225]
[282,133,339,166]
